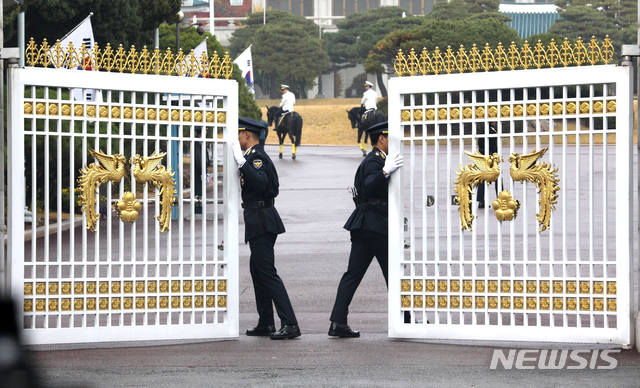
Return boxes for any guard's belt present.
[242,199,275,209]
[361,198,387,205]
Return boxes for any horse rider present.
[275,84,295,126]
[359,80,378,123]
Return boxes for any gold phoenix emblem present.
[78,150,176,232]
[454,151,502,231]
[78,149,126,231]
[508,148,560,231]
[131,152,177,232]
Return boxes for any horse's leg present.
[277,128,284,159]
[288,129,296,160]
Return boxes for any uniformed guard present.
[328,122,403,338]
[232,117,301,340]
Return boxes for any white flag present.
[186,38,208,77]
[58,16,102,103]
[233,46,254,94]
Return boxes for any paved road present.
[16,144,640,387]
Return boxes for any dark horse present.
[347,107,386,156]
[266,106,303,159]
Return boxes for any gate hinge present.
[0,48,20,60]
[621,45,640,57]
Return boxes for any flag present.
[187,37,208,77]
[57,15,102,102]
[233,46,254,94]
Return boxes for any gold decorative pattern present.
[217,112,226,124]
[116,192,142,222]
[492,190,520,222]
[512,105,523,117]
[540,297,550,310]
[398,278,618,313]
[413,280,423,292]
[514,280,524,293]
[26,38,234,79]
[455,150,502,231]
[394,37,614,77]
[413,109,423,121]
[607,281,616,294]
[425,109,435,121]
[401,280,411,292]
[508,148,560,231]
[401,110,411,122]
[426,280,436,292]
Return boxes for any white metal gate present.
[7,60,239,345]
[388,58,634,346]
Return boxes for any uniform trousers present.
[330,229,389,324]
[249,232,297,327]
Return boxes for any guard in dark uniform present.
[328,122,403,338]
[232,117,301,340]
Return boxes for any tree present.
[228,11,329,98]
[428,0,500,21]
[159,24,261,120]
[365,18,521,75]
[5,0,181,48]
[252,21,329,98]
[550,0,635,48]
[548,5,621,43]
[324,6,418,96]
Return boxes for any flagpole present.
[59,12,93,43]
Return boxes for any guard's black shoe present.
[270,324,301,340]
[478,202,485,209]
[328,322,360,338]
[246,325,276,336]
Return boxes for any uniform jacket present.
[240,145,285,242]
[361,88,378,111]
[279,91,296,112]
[344,147,388,235]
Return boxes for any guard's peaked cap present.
[238,117,265,134]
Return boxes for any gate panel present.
[8,68,239,345]
[388,65,634,346]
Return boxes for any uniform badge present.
[253,159,263,169]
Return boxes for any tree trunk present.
[376,72,387,97]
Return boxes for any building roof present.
[499,3,561,39]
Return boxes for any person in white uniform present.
[360,81,378,114]
[276,84,295,123]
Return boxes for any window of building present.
[266,0,314,16]
[400,0,434,15]
[333,0,380,16]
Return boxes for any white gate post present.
[6,62,24,300]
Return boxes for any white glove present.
[383,153,403,177]
[232,141,245,167]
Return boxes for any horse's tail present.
[293,112,302,146]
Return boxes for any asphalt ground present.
[13,144,640,387]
